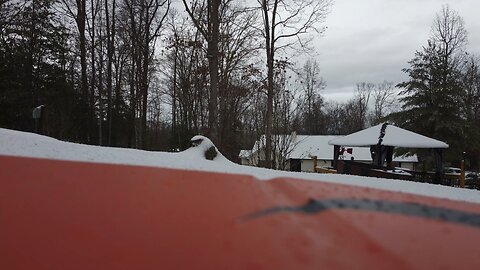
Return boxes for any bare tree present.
[87,0,101,143]
[163,13,208,149]
[60,0,91,141]
[369,81,397,125]
[272,63,297,169]
[105,0,116,145]
[250,132,299,170]
[431,4,467,67]
[354,82,373,129]
[299,60,325,116]
[182,0,221,144]
[273,132,299,170]
[217,1,261,157]
[141,0,170,149]
[239,64,267,157]
[296,59,326,134]
[121,0,170,148]
[257,0,331,168]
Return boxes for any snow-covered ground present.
[1,128,480,203]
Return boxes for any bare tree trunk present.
[258,0,331,168]
[98,29,104,146]
[126,0,138,148]
[77,0,89,141]
[172,33,178,145]
[207,0,220,144]
[106,0,115,146]
[59,0,91,141]
[27,0,37,108]
[95,2,106,145]
[182,0,219,144]
[141,37,149,149]
[128,47,137,147]
[265,48,274,168]
[90,0,98,144]
[113,53,124,146]
[262,0,276,169]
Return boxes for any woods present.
[0,1,479,168]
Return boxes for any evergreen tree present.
[393,41,465,161]
[391,5,468,163]
[0,0,74,137]
[461,56,480,169]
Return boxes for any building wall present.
[395,162,415,171]
[301,159,331,172]
[301,160,312,172]
[240,150,289,170]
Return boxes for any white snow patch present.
[1,128,479,204]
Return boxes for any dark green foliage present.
[390,41,478,166]
[389,5,480,169]
[0,0,74,137]
[460,57,480,169]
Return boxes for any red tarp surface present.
[1,155,480,269]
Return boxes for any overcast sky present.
[314,0,480,102]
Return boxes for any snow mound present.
[1,128,480,204]
[181,135,227,162]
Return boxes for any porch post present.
[332,145,340,169]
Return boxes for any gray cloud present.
[313,0,480,101]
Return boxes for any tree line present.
[1,1,479,169]
[0,0,333,161]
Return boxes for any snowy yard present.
[1,128,479,204]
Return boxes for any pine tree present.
[461,56,480,169]
[0,0,73,136]
[391,5,468,163]
[394,42,465,159]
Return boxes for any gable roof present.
[328,123,449,149]
[288,135,337,160]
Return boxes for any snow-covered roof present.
[243,134,418,163]
[289,135,338,160]
[328,123,449,148]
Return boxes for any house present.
[239,134,418,172]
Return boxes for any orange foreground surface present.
[1,155,480,270]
